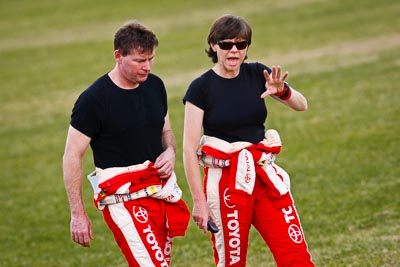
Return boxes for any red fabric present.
[96,163,190,236]
[202,140,314,266]
[201,142,289,206]
[96,163,190,266]
[98,162,160,195]
[102,198,171,267]
[204,167,314,267]
[165,199,190,237]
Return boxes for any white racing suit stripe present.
[206,168,225,266]
[234,149,256,195]
[103,199,171,267]
[107,203,156,267]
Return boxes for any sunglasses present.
[217,40,248,50]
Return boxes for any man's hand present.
[154,146,175,178]
[261,65,289,98]
[70,213,93,247]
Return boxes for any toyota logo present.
[223,188,236,208]
[288,224,303,244]
[133,206,149,224]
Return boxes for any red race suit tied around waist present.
[88,160,190,237]
[198,129,292,209]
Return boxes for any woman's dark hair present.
[114,21,159,56]
[206,15,252,63]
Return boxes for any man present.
[63,21,189,267]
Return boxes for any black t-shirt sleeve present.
[183,75,207,110]
[70,89,101,138]
[257,62,271,74]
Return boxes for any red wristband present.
[274,82,292,100]
[274,86,287,97]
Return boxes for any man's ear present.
[114,49,122,63]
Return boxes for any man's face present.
[116,47,155,86]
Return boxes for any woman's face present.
[211,38,248,77]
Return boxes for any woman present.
[182,15,314,266]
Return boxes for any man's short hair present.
[114,21,159,56]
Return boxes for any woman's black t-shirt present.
[183,62,272,144]
[71,73,167,169]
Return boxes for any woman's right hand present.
[192,199,213,234]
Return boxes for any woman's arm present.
[272,86,308,111]
[261,65,308,111]
[182,102,211,233]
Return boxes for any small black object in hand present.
[207,219,219,233]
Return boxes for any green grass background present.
[1,0,399,266]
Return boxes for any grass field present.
[1,0,399,266]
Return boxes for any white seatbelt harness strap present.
[87,171,162,208]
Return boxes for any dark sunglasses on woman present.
[217,40,248,50]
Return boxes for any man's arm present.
[62,125,93,247]
[153,112,176,178]
[161,112,176,154]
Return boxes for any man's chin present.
[138,75,149,82]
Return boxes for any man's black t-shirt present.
[183,62,273,144]
[71,73,167,169]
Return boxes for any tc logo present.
[288,224,303,244]
[223,188,236,208]
[133,206,148,224]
